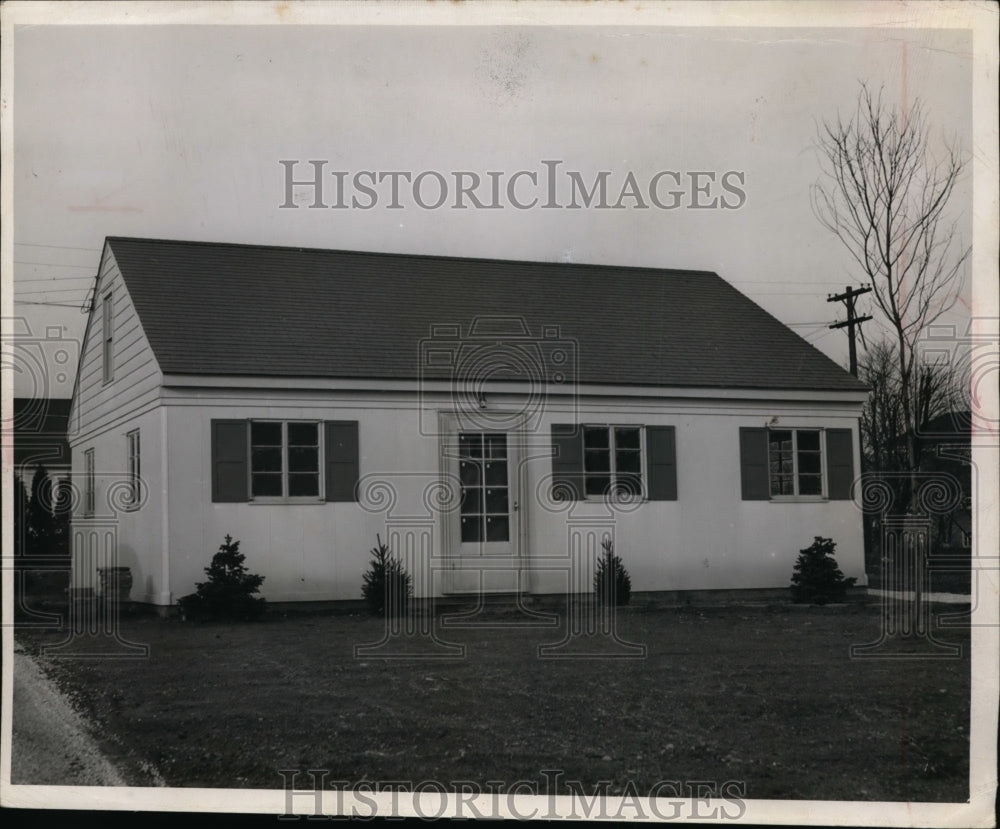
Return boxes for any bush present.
[361,534,412,617]
[790,536,857,604]
[178,534,266,621]
[593,537,631,607]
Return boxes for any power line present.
[14,275,96,284]
[15,242,101,252]
[13,299,89,308]
[14,260,97,269]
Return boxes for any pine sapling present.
[361,533,412,617]
[593,537,632,607]
[790,536,857,604]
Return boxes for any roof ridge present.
[106,236,720,278]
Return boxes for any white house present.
[68,237,868,607]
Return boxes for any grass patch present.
[14,603,969,801]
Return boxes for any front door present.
[446,429,521,593]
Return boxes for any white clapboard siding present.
[69,247,163,443]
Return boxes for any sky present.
[5,3,984,399]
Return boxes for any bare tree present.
[812,83,970,497]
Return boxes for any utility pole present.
[828,284,873,376]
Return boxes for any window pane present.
[615,475,642,498]
[461,515,481,543]
[799,475,822,496]
[288,473,319,497]
[484,461,507,486]
[584,427,610,448]
[585,475,611,496]
[484,433,507,459]
[460,460,481,486]
[797,451,821,475]
[768,430,792,451]
[486,515,509,542]
[459,433,482,459]
[461,487,482,515]
[614,427,640,449]
[252,473,282,497]
[616,449,641,474]
[770,475,793,496]
[251,422,282,445]
[797,430,820,451]
[585,449,610,473]
[289,446,319,473]
[287,422,318,446]
[252,447,282,472]
[485,487,508,514]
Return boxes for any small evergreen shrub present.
[593,538,632,607]
[790,536,857,604]
[178,534,266,621]
[361,534,412,617]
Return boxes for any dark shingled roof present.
[106,237,866,392]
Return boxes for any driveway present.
[10,648,128,787]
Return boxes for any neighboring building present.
[68,237,868,607]
[14,397,71,482]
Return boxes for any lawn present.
[14,601,970,802]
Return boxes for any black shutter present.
[739,427,770,500]
[551,424,583,500]
[211,420,248,502]
[646,426,677,501]
[325,421,359,502]
[826,428,855,500]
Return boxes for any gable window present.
[211,419,359,503]
[551,423,677,501]
[126,429,141,509]
[740,426,854,501]
[251,421,320,499]
[767,429,823,497]
[84,448,95,516]
[102,291,114,383]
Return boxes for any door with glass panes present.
[447,427,521,593]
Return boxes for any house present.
[14,397,71,482]
[67,237,868,607]
[13,397,72,562]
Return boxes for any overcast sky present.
[7,6,981,398]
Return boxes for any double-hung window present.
[740,425,855,501]
[767,429,824,497]
[126,429,141,509]
[583,425,643,497]
[102,291,114,383]
[84,448,96,516]
[250,421,321,499]
[551,423,677,502]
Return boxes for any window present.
[551,423,676,501]
[739,426,854,502]
[84,448,95,515]
[102,291,114,383]
[583,425,643,497]
[211,419,359,504]
[767,429,823,497]
[250,421,320,499]
[126,430,141,509]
